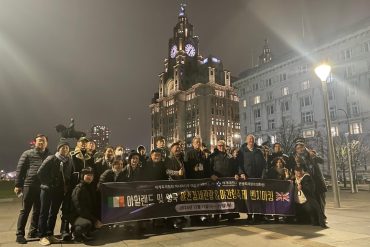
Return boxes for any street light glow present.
[314,64,331,82]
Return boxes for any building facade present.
[89,124,111,151]
[235,19,370,176]
[150,4,240,150]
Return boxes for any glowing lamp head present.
[315,64,331,81]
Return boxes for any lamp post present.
[337,108,355,193]
[315,63,341,208]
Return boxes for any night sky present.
[1,0,370,171]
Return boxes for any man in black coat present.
[99,159,126,186]
[140,149,168,181]
[14,134,50,244]
[185,137,209,179]
[70,168,103,242]
[237,134,267,224]
[37,140,72,246]
[165,142,186,180]
[121,152,144,182]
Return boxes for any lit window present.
[300,95,312,107]
[243,100,247,107]
[282,87,289,96]
[254,96,260,104]
[331,126,339,137]
[350,122,362,134]
[303,129,315,138]
[301,111,313,123]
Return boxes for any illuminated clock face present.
[170,45,177,58]
[185,44,196,57]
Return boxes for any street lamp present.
[315,63,341,208]
[337,108,355,193]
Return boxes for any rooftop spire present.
[179,2,186,17]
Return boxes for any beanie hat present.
[57,139,70,152]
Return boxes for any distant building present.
[149,4,240,150]
[90,125,110,151]
[234,18,370,175]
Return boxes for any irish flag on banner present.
[108,196,125,208]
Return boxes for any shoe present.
[16,235,27,244]
[38,237,51,246]
[27,231,38,239]
[61,232,72,241]
[47,236,60,244]
[73,235,84,243]
[82,233,94,241]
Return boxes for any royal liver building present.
[149,4,240,149]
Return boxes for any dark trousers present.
[38,188,64,237]
[73,217,93,237]
[296,200,325,226]
[316,192,326,219]
[16,186,41,237]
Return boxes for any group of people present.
[14,133,328,245]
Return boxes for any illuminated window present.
[282,87,289,96]
[303,129,315,138]
[300,95,312,107]
[350,122,362,134]
[301,111,313,123]
[331,126,339,137]
[243,100,247,107]
[253,96,260,104]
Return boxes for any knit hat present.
[78,136,89,142]
[81,167,94,177]
[57,139,70,152]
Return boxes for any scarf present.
[55,152,69,163]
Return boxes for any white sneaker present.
[39,237,51,246]
[48,236,60,244]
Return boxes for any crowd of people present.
[13,133,328,245]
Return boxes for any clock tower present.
[150,3,240,150]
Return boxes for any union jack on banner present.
[275,192,290,202]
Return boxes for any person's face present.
[294,170,303,178]
[87,142,96,151]
[274,144,282,153]
[112,162,123,172]
[139,148,146,156]
[295,145,305,155]
[156,140,165,148]
[171,145,181,156]
[246,135,255,147]
[83,174,94,184]
[59,145,70,157]
[151,152,162,163]
[131,155,140,167]
[276,159,283,169]
[115,147,124,156]
[35,136,48,151]
[192,139,201,150]
[217,142,226,152]
[105,148,115,160]
[77,141,87,151]
[232,150,238,158]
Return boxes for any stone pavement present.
[0,189,369,247]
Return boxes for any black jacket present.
[70,182,98,223]
[121,164,144,182]
[237,144,266,178]
[210,151,237,178]
[185,148,209,179]
[70,150,95,187]
[165,155,185,180]
[38,154,72,191]
[140,160,167,181]
[99,169,126,184]
[15,148,51,188]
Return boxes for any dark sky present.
[1,0,370,171]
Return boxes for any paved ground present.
[0,189,369,247]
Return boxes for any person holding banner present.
[165,142,188,229]
[237,134,267,224]
[121,152,144,182]
[140,149,167,181]
[210,140,240,222]
[70,168,103,242]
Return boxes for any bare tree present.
[276,118,302,155]
[333,134,349,187]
